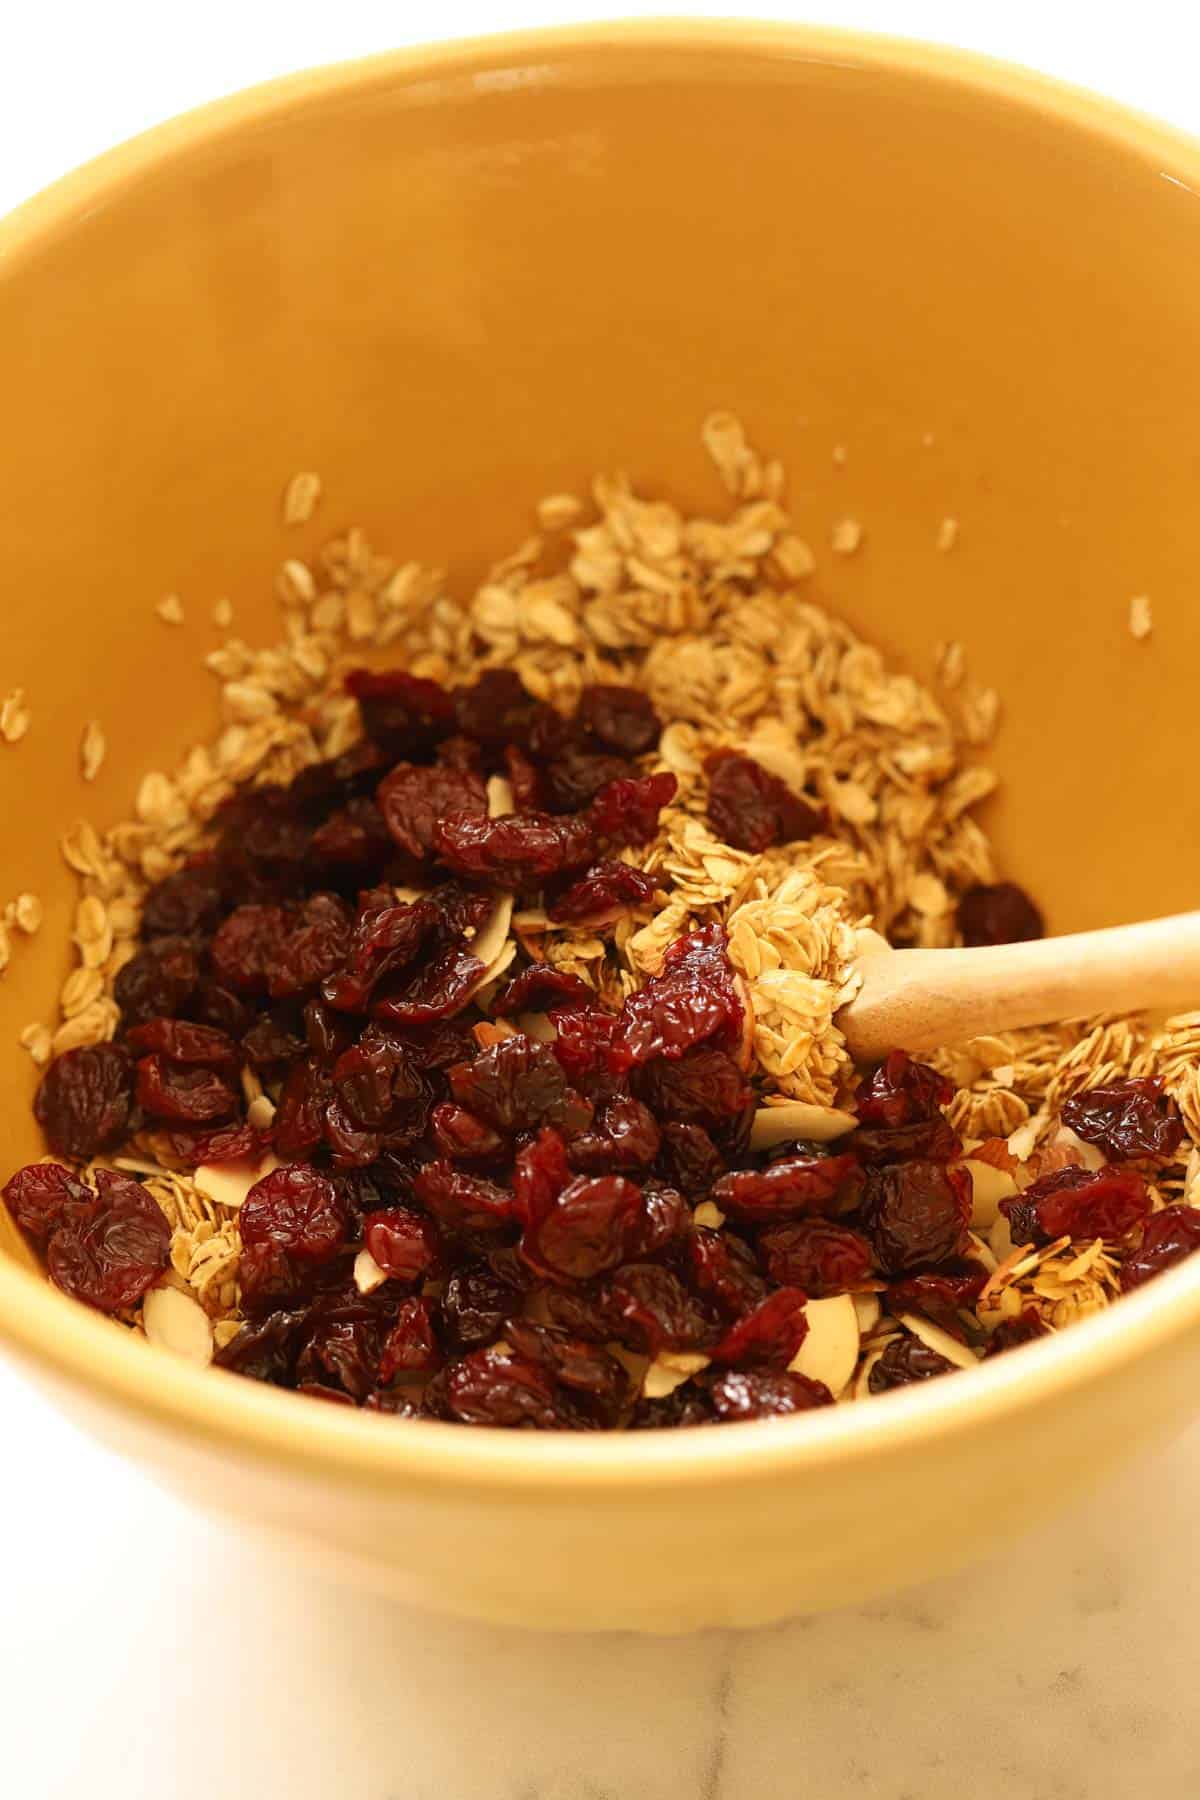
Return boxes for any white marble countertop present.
[6,5,1200,1795]
[4,1352,1198,1800]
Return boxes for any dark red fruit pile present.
[2,659,1194,1427]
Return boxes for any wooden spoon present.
[837,911,1200,1064]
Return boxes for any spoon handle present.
[838,910,1200,1063]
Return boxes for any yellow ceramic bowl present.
[3,22,1200,1632]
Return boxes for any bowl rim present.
[3,15,1200,1491]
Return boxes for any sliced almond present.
[486,775,515,818]
[964,1231,998,1275]
[897,1311,979,1372]
[961,1157,1018,1230]
[193,1152,280,1211]
[469,892,514,971]
[988,1212,1015,1262]
[517,1011,558,1043]
[642,1350,711,1399]
[854,1339,897,1399]
[732,972,756,1070]
[852,1292,881,1333]
[749,1102,857,1151]
[1051,1125,1106,1172]
[354,1248,388,1295]
[247,1093,277,1131]
[788,1293,859,1397]
[692,1199,726,1230]
[142,1285,214,1365]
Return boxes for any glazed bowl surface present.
[3,22,1200,1631]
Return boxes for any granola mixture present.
[2,417,1197,1427]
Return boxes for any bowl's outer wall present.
[2,28,1200,1627]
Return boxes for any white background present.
[5,6,1200,1798]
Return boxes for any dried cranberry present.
[3,1161,91,1247]
[135,1055,239,1125]
[166,1120,268,1167]
[242,1009,307,1074]
[431,1102,506,1163]
[44,1169,170,1313]
[610,923,743,1069]
[983,1308,1051,1355]
[270,1061,327,1160]
[412,1161,518,1235]
[267,893,353,999]
[567,1094,661,1173]
[524,1174,645,1280]
[686,1228,768,1317]
[287,740,388,815]
[957,882,1044,947]
[627,1183,690,1257]
[868,1336,956,1392]
[190,981,254,1038]
[708,1369,833,1420]
[705,749,824,853]
[548,860,657,927]
[452,669,545,748]
[855,1052,952,1128]
[433,809,596,886]
[550,1005,620,1081]
[636,1047,752,1126]
[1121,1206,1200,1291]
[886,1268,986,1340]
[364,1387,424,1416]
[215,787,310,875]
[493,965,592,1016]
[114,938,200,1026]
[211,904,290,995]
[333,1038,428,1137]
[603,1263,716,1355]
[658,1121,727,1194]
[542,746,636,814]
[241,1166,348,1263]
[34,1044,134,1159]
[714,1152,858,1224]
[513,1126,572,1226]
[324,1104,383,1171]
[711,1287,808,1369]
[759,1219,876,1296]
[437,1348,564,1428]
[371,944,486,1024]
[140,863,224,938]
[503,744,543,810]
[363,1207,441,1283]
[449,1035,591,1136]
[631,1384,715,1428]
[309,799,393,875]
[295,1292,394,1400]
[541,1282,613,1342]
[575,683,660,755]
[1000,1164,1150,1247]
[849,1116,963,1167]
[440,1262,522,1349]
[587,771,677,846]
[214,1309,306,1383]
[304,1000,354,1064]
[860,1161,972,1274]
[505,1319,629,1413]
[378,1298,442,1380]
[321,897,441,1013]
[1061,1078,1186,1163]
[378,760,487,860]
[346,667,455,756]
[126,1019,240,1076]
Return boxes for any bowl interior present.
[1,31,1197,1272]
